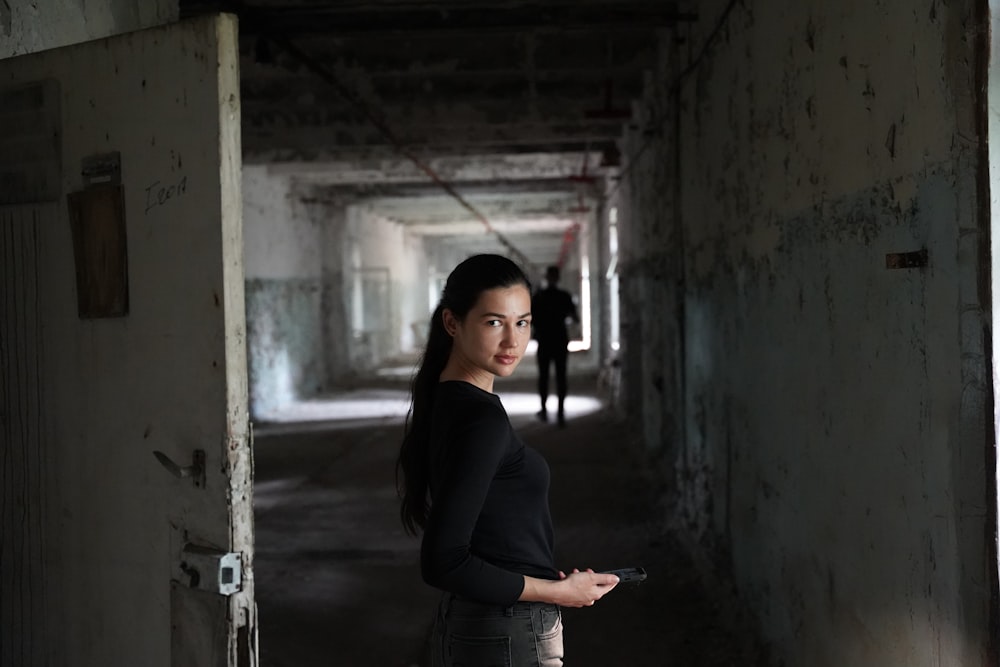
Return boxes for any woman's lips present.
[495,355,518,365]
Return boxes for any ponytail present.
[396,305,452,535]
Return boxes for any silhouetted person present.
[532,265,579,427]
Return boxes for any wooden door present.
[0,14,255,667]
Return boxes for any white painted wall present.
[347,205,427,368]
[244,165,321,280]
[398,230,430,352]
[243,175,431,404]
[0,0,176,58]
[621,0,991,664]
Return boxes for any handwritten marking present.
[144,175,187,214]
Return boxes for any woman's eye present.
[517,319,530,328]
[486,319,501,327]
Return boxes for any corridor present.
[4,3,995,665]
[253,373,764,667]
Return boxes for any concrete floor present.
[253,374,766,666]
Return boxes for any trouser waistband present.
[444,593,559,617]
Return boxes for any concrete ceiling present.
[180,0,690,268]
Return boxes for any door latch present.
[177,543,242,596]
[153,449,205,488]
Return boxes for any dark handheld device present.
[601,567,647,583]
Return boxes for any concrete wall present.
[620,61,684,467]
[318,199,354,386]
[243,172,430,413]
[0,0,176,58]
[243,165,326,416]
[322,199,428,383]
[346,205,427,369]
[620,1,992,665]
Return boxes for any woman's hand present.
[520,569,619,608]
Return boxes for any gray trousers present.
[431,593,564,667]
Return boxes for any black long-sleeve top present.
[421,381,558,605]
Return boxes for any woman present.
[397,254,619,667]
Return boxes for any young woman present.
[397,254,619,667]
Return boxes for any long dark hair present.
[396,254,531,535]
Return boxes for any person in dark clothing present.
[531,265,580,427]
[396,254,618,667]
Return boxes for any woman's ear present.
[441,308,459,337]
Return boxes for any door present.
[0,14,254,667]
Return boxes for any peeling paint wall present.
[243,171,430,411]
[621,1,991,664]
[243,166,324,417]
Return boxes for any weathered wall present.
[345,205,427,371]
[0,0,176,58]
[243,174,430,409]
[317,199,354,386]
[317,197,428,386]
[620,48,684,467]
[243,165,325,416]
[622,1,992,665]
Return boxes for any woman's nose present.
[501,325,519,346]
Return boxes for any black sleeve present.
[421,405,526,605]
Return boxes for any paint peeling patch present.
[246,278,325,418]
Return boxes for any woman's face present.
[443,284,532,385]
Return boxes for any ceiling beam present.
[182,2,696,35]
[272,151,600,184]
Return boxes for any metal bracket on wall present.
[153,449,206,488]
[885,248,928,269]
[81,151,121,188]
